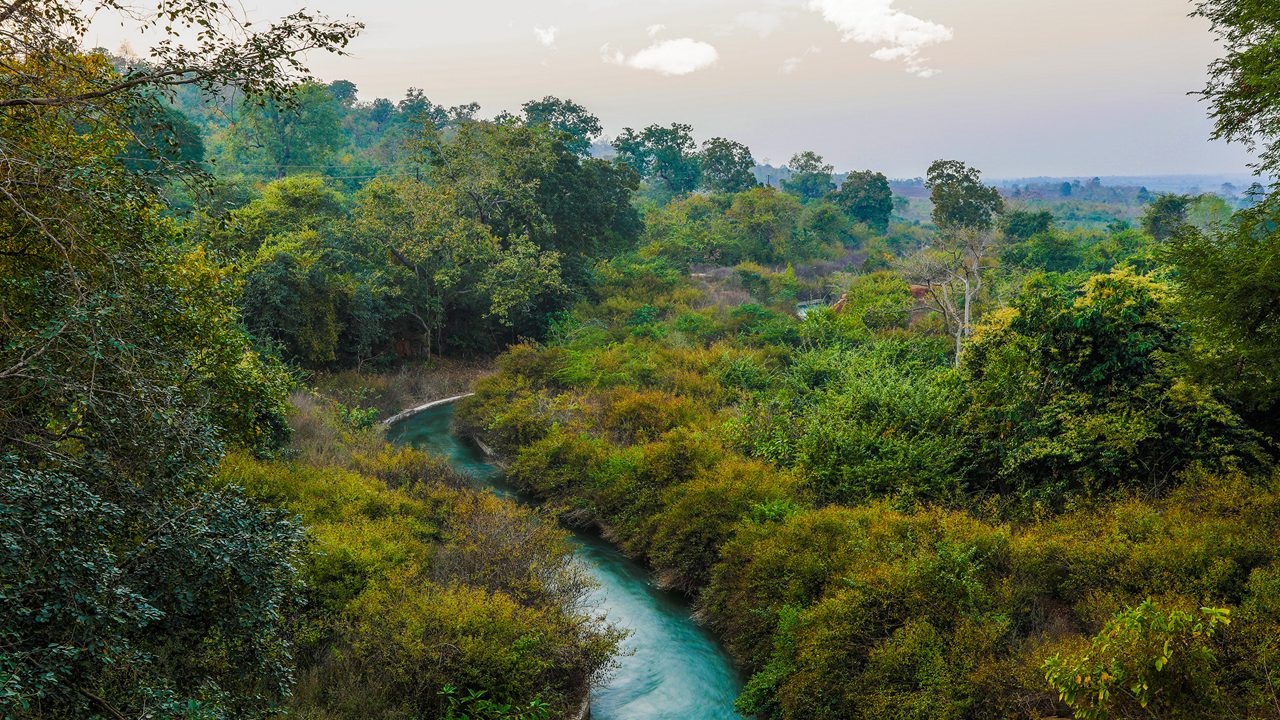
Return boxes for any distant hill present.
[993,174,1268,195]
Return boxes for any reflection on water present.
[389,404,742,720]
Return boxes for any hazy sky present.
[99,0,1258,178]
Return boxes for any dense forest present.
[3,0,1280,719]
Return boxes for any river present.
[388,403,743,720]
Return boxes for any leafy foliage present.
[1044,601,1232,720]
[1164,206,1280,419]
[832,169,893,233]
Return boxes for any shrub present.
[220,445,621,720]
[649,458,804,591]
[1043,600,1232,720]
[596,387,696,443]
[507,430,609,501]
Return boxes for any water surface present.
[388,404,742,720]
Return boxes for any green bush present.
[219,445,620,720]
[648,458,804,590]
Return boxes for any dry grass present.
[314,357,495,416]
[286,387,471,489]
[288,358,495,466]
[287,389,386,467]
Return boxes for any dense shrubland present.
[453,140,1280,715]
[458,239,1280,717]
[218,392,620,719]
[6,0,1280,717]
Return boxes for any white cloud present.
[533,25,558,48]
[647,24,666,38]
[806,0,952,77]
[780,45,822,74]
[603,38,720,76]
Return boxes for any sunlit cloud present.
[806,0,953,77]
[533,25,558,48]
[603,38,720,76]
[647,24,666,38]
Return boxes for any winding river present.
[388,403,742,720]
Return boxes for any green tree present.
[961,269,1263,503]
[781,150,835,201]
[926,159,1004,233]
[397,87,451,125]
[522,95,602,156]
[351,171,566,357]
[328,78,358,106]
[241,230,346,366]
[1194,0,1280,176]
[1164,209,1280,420]
[223,81,346,179]
[723,187,804,262]
[640,193,731,265]
[699,136,757,193]
[418,119,639,290]
[1001,209,1054,241]
[121,99,206,178]
[200,173,349,256]
[614,123,702,195]
[794,200,851,255]
[1142,193,1194,241]
[906,160,1005,362]
[1001,229,1082,272]
[0,2,356,714]
[831,169,892,232]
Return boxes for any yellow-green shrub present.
[218,447,620,720]
[595,387,696,443]
[648,458,805,591]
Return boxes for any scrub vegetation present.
[3,0,1279,718]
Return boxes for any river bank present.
[387,401,743,720]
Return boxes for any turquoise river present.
[388,402,742,720]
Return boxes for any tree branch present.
[0,67,198,107]
[0,0,34,24]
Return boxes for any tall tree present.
[223,81,345,179]
[906,160,1004,362]
[0,0,357,713]
[1141,193,1194,241]
[328,78,358,106]
[613,123,702,195]
[1001,209,1054,241]
[781,150,835,201]
[1195,0,1280,177]
[927,159,1004,233]
[1168,0,1280,429]
[962,269,1262,500]
[522,95,602,156]
[699,136,757,193]
[352,175,566,358]
[396,88,478,128]
[723,187,804,262]
[831,169,893,232]
[1165,207,1280,424]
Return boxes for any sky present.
[97,0,1258,178]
